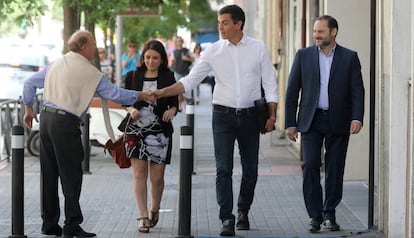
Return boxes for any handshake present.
[138,89,165,103]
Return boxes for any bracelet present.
[269,117,276,122]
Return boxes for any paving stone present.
[0,85,384,238]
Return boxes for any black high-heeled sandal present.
[138,217,150,233]
[149,210,159,228]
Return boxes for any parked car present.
[88,97,128,147]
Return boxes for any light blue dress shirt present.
[317,45,336,110]
[22,65,138,117]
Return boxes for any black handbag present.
[117,113,131,132]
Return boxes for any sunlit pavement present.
[0,85,384,238]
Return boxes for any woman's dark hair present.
[139,40,169,72]
[193,43,201,53]
[219,4,246,30]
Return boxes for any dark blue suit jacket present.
[285,44,365,134]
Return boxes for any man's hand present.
[23,105,38,129]
[350,121,362,134]
[286,127,298,142]
[127,52,135,58]
[138,90,156,103]
[153,89,165,99]
[265,117,276,133]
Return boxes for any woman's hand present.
[162,107,177,122]
[126,107,141,120]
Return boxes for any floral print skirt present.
[125,105,171,164]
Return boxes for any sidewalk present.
[0,84,384,238]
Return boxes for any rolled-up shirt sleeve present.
[179,55,213,94]
[261,47,280,103]
[21,66,48,106]
[95,76,137,105]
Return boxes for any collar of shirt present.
[317,43,336,56]
[179,34,279,108]
[224,34,246,47]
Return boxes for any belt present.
[43,106,68,116]
[213,104,256,115]
[316,108,329,114]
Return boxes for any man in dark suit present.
[285,15,365,233]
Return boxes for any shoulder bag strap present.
[102,70,136,142]
[102,98,116,142]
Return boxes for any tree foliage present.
[122,0,219,47]
[0,0,220,45]
[0,0,47,37]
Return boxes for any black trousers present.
[300,110,350,221]
[39,110,84,233]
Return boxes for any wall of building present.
[379,0,413,236]
[324,0,371,180]
[278,0,371,180]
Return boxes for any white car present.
[88,98,128,146]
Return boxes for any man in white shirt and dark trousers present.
[154,5,279,236]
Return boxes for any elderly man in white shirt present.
[154,4,279,236]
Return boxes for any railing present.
[0,94,43,162]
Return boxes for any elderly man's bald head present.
[67,30,96,60]
[68,30,93,52]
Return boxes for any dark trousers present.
[39,110,84,233]
[300,110,350,221]
[212,107,260,222]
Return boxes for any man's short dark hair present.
[219,5,245,30]
[317,15,338,35]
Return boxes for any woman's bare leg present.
[131,159,149,218]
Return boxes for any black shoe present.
[323,219,340,231]
[308,217,323,233]
[42,225,63,237]
[220,219,235,236]
[236,211,250,230]
[63,226,96,238]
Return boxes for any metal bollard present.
[185,98,195,174]
[10,125,27,238]
[82,113,91,174]
[177,126,193,238]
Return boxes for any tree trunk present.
[63,4,80,53]
[84,9,99,67]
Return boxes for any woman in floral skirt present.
[123,40,178,233]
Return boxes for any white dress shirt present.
[179,34,279,108]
